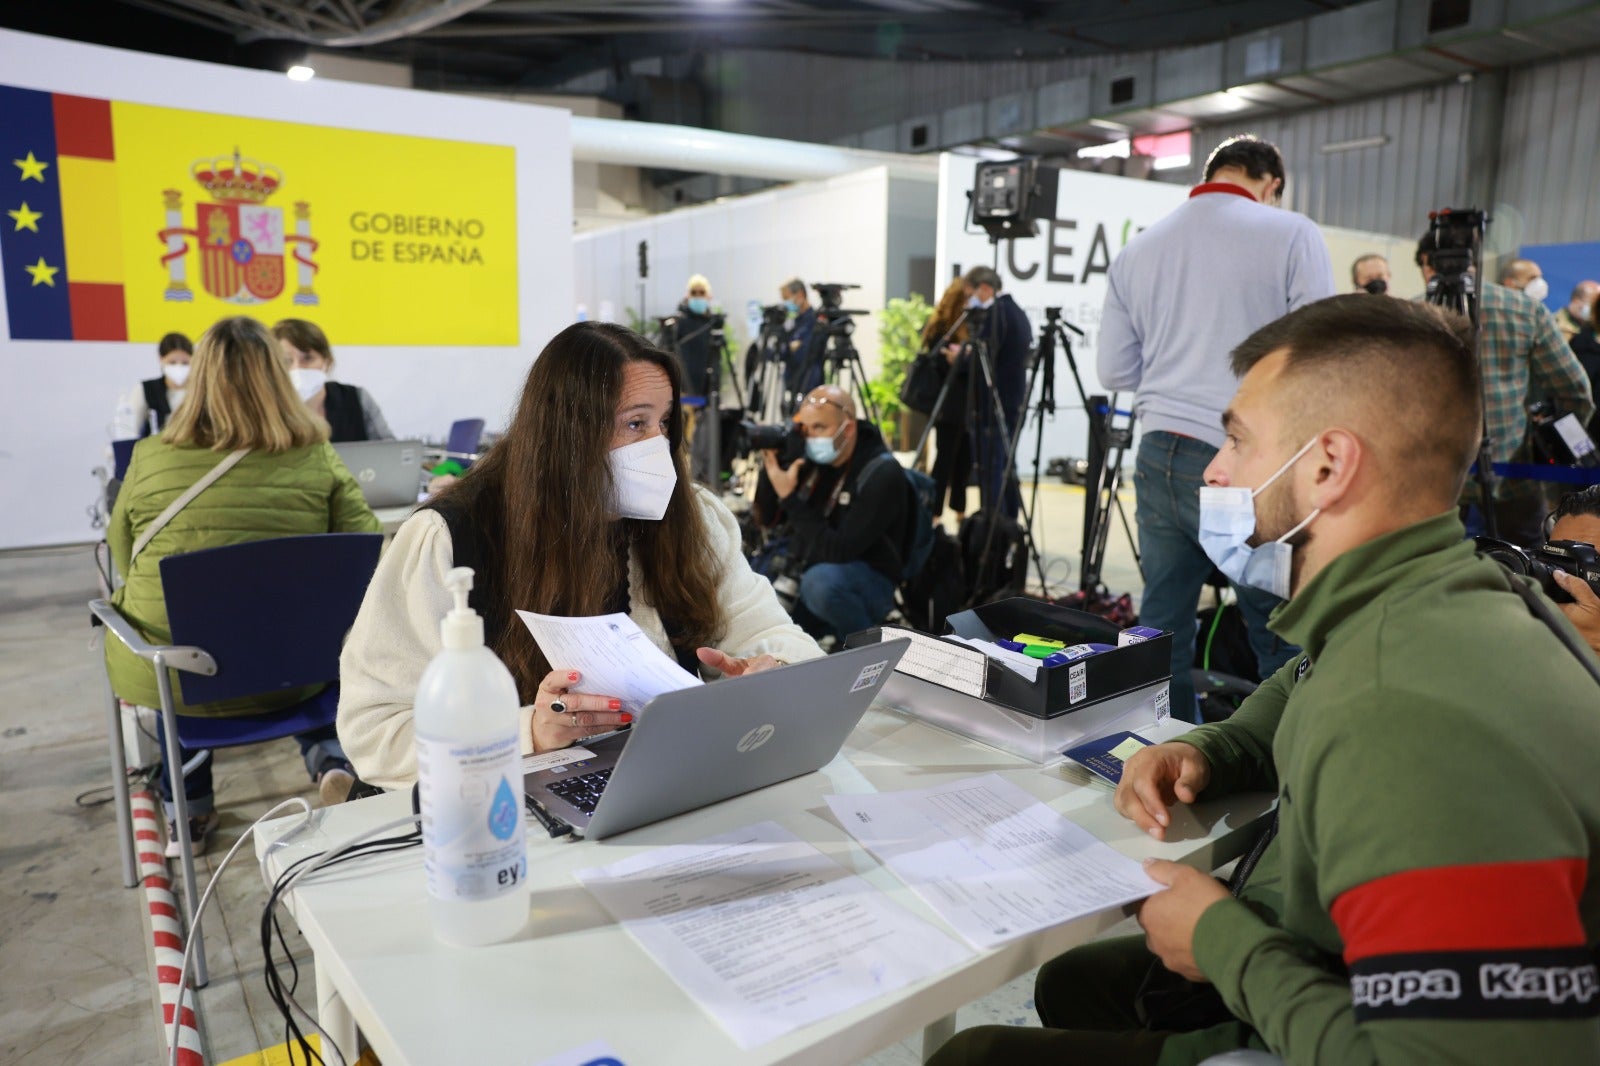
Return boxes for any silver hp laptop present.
[332,439,424,508]
[526,640,910,839]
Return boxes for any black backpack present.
[957,511,1029,606]
[898,527,965,633]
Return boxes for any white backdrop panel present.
[574,168,936,385]
[0,29,572,550]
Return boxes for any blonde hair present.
[686,273,713,297]
[163,317,329,452]
[271,317,334,369]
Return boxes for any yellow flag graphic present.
[111,101,518,345]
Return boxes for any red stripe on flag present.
[52,94,114,160]
[1331,858,1588,965]
[68,282,126,340]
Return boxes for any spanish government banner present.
[1,85,518,345]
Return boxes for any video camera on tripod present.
[795,282,880,423]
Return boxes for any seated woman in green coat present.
[107,316,380,855]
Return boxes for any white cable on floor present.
[169,797,316,1066]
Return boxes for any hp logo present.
[357,467,377,483]
[736,724,775,753]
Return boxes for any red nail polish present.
[567,672,579,682]
[620,712,634,724]
[608,698,622,711]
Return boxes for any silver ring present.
[549,697,567,715]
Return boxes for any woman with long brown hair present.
[338,322,820,788]
[923,278,974,524]
[107,316,379,853]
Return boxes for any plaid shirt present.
[1474,282,1594,496]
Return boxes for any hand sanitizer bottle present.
[414,567,528,946]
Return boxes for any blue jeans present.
[1134,432,1297,721]
[793,561,898,643]
[155,715,346,818]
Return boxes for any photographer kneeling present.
[1550,484,1600,656]
[756,385,908,643]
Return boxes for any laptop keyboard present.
[546,767,612,815]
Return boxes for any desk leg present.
[921,1013,956,1063]
[316,957,358,1064]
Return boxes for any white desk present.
[256,707,1271,1066]
[371,505,416,538]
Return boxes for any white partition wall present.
[0,29,572,550]
[573,167,938,380]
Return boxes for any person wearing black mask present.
[1351,253,1391,295]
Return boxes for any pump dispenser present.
[413,567,527,946]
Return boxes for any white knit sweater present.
[337,485,822,788]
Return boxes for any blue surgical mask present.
[804,423,847,465]
[687,297,709,315]
[1197,437,1321,600]
[783,299,799,314]
[967,294,994,310]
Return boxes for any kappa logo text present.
[1352,969,1462,1009]
[1481,963,1599,1006]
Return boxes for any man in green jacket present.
[930,294,1600,1065]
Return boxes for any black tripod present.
[795,312,880,424]
[1423,208,1498,538]
[665,313,740,490]
[746,308,789,424]
[1034,307,1140,591]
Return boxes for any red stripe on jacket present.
[1331,858,1588,965]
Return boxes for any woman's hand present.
[696,647,785,678]
[530,669,631,754]
[942,342,962,364]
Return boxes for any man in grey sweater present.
[1098,134,1334,719]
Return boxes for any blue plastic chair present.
[111,438,137,481]
[91,532,382,987]
[444,417,485,467]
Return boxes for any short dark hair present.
[963,265,1002,292]
[1554,485,1600,524]
[1230,294,1481,505]
[157,332,192,357]
[1415,229,1437,269]
[1203,134,1285,186]
[782,278,806,298]
[271,318,333,367]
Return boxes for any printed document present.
[576,820,971,1048]
[517,611,700,716]
[826,773,1162,949]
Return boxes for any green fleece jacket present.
[1168,511,1600,1064]
[107,438,378,715]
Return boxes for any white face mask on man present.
[289,367,328,400]
[1197,437,1321,600]
[609,434,677,521]
[1522,276,1550,303]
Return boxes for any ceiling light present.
[1077,139,1130,160]
[1151,154,1192,170]
[287,65,316,82]
[1319,135,1388,154]
[1088,118,1130,133]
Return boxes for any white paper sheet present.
[826,773,1162,949]
[516,610,701,716]
[576,821,971,1049]
[944,636,1041,682]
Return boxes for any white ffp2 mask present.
[609,434,677,520]
[163,363,191,387]
[289,367,328,400]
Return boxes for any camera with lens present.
[812,282,859,312]
[1475,536,1600,604]
[1426,207,1487,279]
[732,420,808,469]
[760,303,789,329]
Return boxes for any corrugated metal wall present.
[1497,51,1600,247]
[1190,80,1472,240]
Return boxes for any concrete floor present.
[0,479,1143,1065]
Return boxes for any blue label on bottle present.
[489,776,520,841]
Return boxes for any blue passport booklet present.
[1061,730,1153,785]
